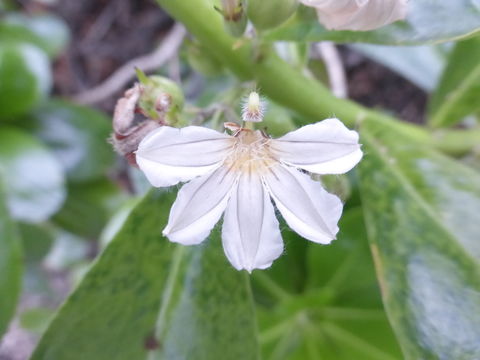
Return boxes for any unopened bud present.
[242,91,265,123]
[217,0,247,37]
[111,84,162,166]
[247,0,298,30]
[111,71,186,166]
[135,68,184,126]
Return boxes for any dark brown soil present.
[343,48,427,124]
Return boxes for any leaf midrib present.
[362,131,479,265]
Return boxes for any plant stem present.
[156,1,420,128]
[155,0,480,156]
[430,128,480,156]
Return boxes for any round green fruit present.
[247,0,298,30]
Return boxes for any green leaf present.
[257,209,402,360]
[31,189,259,360]
[19,307,54,335]
[20,223,56,298]
[24,100,115,182]
[0,42,51,120]
[52,178,127,238]
[358,125,480,359]
[0,127,65,223]
[3,12,70,58]
[428,36,480,127]
[265,2,480,45]
[0,177,23,337]
[19,222,54,263]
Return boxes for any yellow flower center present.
[224,129,276,174]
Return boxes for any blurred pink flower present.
[300,0,408,31]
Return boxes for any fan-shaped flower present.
[136,117,362,272]
[300,0,408,31]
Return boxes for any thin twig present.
[72,23,187,105]
[314,42,348,99]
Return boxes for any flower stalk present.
[155,0,479,155]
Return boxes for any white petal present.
[136,126,234,187]
[222,171,284,272]
[163,166,237,245]
[270,118,362,175]
[263,164,342,244]
[300,0,408,31]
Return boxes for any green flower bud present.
[135,69,185,127]
[247,0,298,30]
[216,0,247,37]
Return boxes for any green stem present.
[429,128,480,156]
[155,0,479,156]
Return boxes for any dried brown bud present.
[111,83,164,166]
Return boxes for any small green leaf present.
[2,12,70,58]
[18,222,54,263]
[24,100,115,182]
[428,36,480,127]
[0,42,51,120]
[0,127,65,223]
[0,177,23,337]
[265,2,480,45]
[31,189,259,360]
[358,124,480,359]
[52,178,127,238]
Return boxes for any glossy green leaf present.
[0,128,65,223]
[0,22,47,54]
[256,209,402,360]
[19,222,54,263]
[24,100,115,182]
[20,223,57,298]
[0,177,23,337]
[428,36,480,127]
[0,42,51,119]
[265,2,480,45]
[52,178,127,238]
[358,125,480,359]
[3,13,70,58]
[31,189,259,360]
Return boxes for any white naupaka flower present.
[136,107,362,272]
[300,0,408,31]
